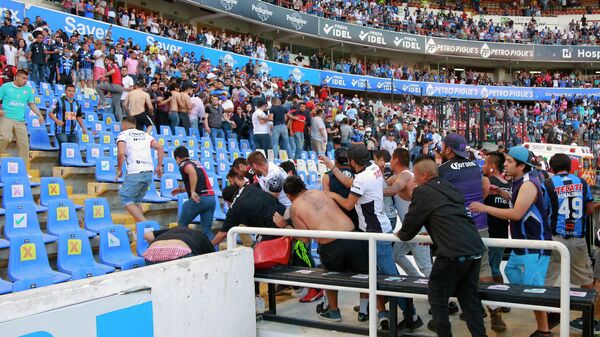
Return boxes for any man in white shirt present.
[246,151,292,208]
[380,132,397,155]
[116,116,163,222]
[3,37,17,67]
[252,100,272,153]
[310,109,327,155]
[120,66,134,116]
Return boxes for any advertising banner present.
[424,37,535,60]
[318,18,425,53]
[1,0,25,23]
[535,45,600,62]
[200,0,319,35]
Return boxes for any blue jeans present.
[253,133,271,153]
[169,111,179,134]
[272,124,292,159]
[178,194,216,241]
[31,63,46,84]
[119,171,153,207]
[56,132,79,146]
[488,247,504,278]
[210,127,225,147]
[293,132,304,159]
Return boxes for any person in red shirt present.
[290,104,307,160]
[96,56,124,120]
[0,55,17,86]
[319,84,330,101]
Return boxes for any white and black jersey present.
[350,163,392,233]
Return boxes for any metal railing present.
[227,227,571,337]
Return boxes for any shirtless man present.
[159,82,180,134]
[176,81,195,133]
[124,78,154,134]
[273,175,369,322]
[383,148,433,277]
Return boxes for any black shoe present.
[427,320,436,332]
[353,305,360,313]
[378,311,390,331]
[428,302,460,315]
[357,312,369,322]
[459,311,487,321]
[529,330,552,337]
[316,302,327,314]
[398,316,424,330]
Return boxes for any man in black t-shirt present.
[270,98,292,159]
[28,34,47,84]
[211,184,285,246]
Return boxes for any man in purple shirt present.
[438,134,506,332]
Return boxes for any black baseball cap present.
[347,144,371,166]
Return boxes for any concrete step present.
[53,166,95,194]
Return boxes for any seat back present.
[40,177,69,206]
[1,157,28,182]
[102,113,116,131]
[174,126,187,137]
[201,148,212,159]
[159,125,171,136]
[29,128,55,150]
[215,149,229,162]
[201,137,213,151]
[98,132,114,147]
[98,225,137,262]
[57,231,95,272]
[228,139,239,151]
[47,199,80,235]
[4,203,43,239]
[217,159,230,173]
[136,221,160,256]
[160,174,179,198]
[163,158,180,178]
[279,150,289,161]
[78,129,93,149]
[60,142,86,166]
[214,138,226,151]
[85,143,103,165]
[240,139,250,150]
[156,134,171,148]
[2,177,34,208]
[95,157,117,182]
[8,235,53,281]
[84,198,114,232]
[207,173,221,194]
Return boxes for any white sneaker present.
[291,287,309,298]
[255,296,265,315]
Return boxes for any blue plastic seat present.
[308,151,317,161]
[110,122,121,135]
[29,128,59,151]
[82,100,95,114]
[189,127,200,139]
[201,157,215,173]
[201,137,213,151]
[33,95,47,110]
[143,182,172,203]
[47,199,96,238]
[242,149,252,158]
[279,150,290,161]
[108,144,119,159]
[99,225,145,270]
[186,136,199,150]
[98,131,114,149]
[298,171,308,184]
[2,177,47,212]
[200,148,212,160]
[77,129,93,150]
[213,194,226,221]
[136,221,160,256]
[95,157,122,183]
[307,171,321,190]
[0,278,12,295]
[155,134,171,149]
[85,143,103,165]
[57,231,115,280]
[84,198,122,233]
[102,113,117,131]
[163,158,182,180]
[230,150,241,162]
[176,193,200,223]
[214,138,226,152]
[240,139,250,150]
[207,173,222,197]
[1,157,39,187]
[160,175,179,200]
[217,159,230,174]
[5,203,56,243]
[8,234,71,286]
[228,139,239,151]
[215,149,228,162]
[40,177,82,209]
[60,142,94,167]
[172,137,184,148]
[301,151,308,160]
[174,126,187,137]
[0,238,8,248]
[159,125,171,136]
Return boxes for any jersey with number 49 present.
[544,173,593,238]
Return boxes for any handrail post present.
[226,231,238,250]
[368,238,377,337]
[557,242,571,337]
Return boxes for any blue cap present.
[507,146,535,167]
[442,134,468,159]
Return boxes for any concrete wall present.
[0,247,256,337]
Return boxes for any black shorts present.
[318,239,368,274]
[134,112,154,131]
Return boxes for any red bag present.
[253,237,292,269]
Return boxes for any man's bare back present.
[169,91,180,112]
[395,170,415,201]
[290,190,354,244]
[126,88,152,116]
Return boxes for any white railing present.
[227,228,571,337]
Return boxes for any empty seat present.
[1,157,39,187]
[279,150,290,161]
[95,157,122,183]
[176,193,200,223]
[215,149,229,162]
[163,158,182,180]
[61,142,94,167]
[142,182,172,203]
[307,171,321,190]
[189,127,200,139]
[201,137,213,151]
[160,174,179,200]
[99,225,145,270]
[98,132,114,149]
[201,157,215,172]
[217,159,230,174]
[57,231,115,280]
[8,235,71,285]
[2,177,47,212]
[174,126,187,137]
[214,138,226,152]
[40,177,82,209]
[84,198,122,233]
[5,203,56,243]
[240,139,250,150]
[136,221,160,256]
[228,139,239,151]
[200,148,212,160]
[213,194,226,221]
[29,128,59,151]
[159,125,171,135]
[47,199,96,238]
[85,143,103,165]
[207,173,222,197]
